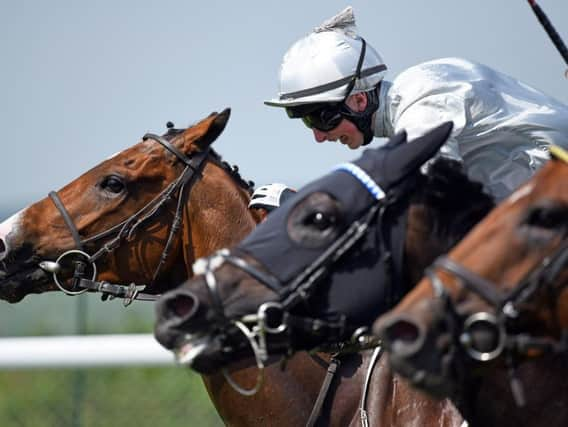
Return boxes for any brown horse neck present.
[461,354,568,427]
[404,204,454,287]
[179,161,257,273]
[199,352,366,427]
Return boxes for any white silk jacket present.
[373,57,568,200]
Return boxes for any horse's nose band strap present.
[204,259,227,320]
[433,256,504,307]
[49,191,84,251]
[222,253,283,294]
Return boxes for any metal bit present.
[39,261,61,274]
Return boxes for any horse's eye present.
[523,203,567,230]
[288,192,344,248]
[305,211,336,230]
[100,175,126,194]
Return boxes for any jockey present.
[249,183,297,222]
[265,6,568,201]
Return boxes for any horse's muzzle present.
[376,314,426,358]
[373,298,458,398]
[154,289,201,350]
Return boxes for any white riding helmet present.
[265,7,387,108]
[248,183,297,212]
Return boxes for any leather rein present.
[41,132,210,306]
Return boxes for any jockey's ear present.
[347,92,368,113]
[175,108,231,154]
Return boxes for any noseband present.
[426,234,568,406]
[42,132,209,305]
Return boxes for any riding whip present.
[526,0,568,77]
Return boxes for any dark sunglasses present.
[286,103,344,132]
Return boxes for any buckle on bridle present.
[258,302,287,334]
[123,283,144,307]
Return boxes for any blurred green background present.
[0,289,223,427]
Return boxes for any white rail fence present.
[0,334,175,369]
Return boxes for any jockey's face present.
[311,93,368,150]
[249,207,269,222]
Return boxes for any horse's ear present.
[174,108,231,154]
[194,108,231,151]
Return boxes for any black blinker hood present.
[237,121,454,285]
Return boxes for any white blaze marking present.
[507,183,534,205]
[0,208,26,240]
[105,151,121,161]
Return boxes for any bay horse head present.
[374,147,568,426]
[0,109,258,303]
[153,122,495,375]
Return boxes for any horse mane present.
[163,123,255,195]
[415,157,495,249]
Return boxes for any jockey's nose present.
[313,129,328,143]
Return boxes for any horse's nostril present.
[384,319,421,345]
[377,316,426,357]
[166,292,199,320]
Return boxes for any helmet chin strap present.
[341,84,380,146]
[335,37,379,146]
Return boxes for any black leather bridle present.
[43,132,210,305]
[425,234,568,407]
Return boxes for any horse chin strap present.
[39,132,209,305]
[427,238,568,407]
